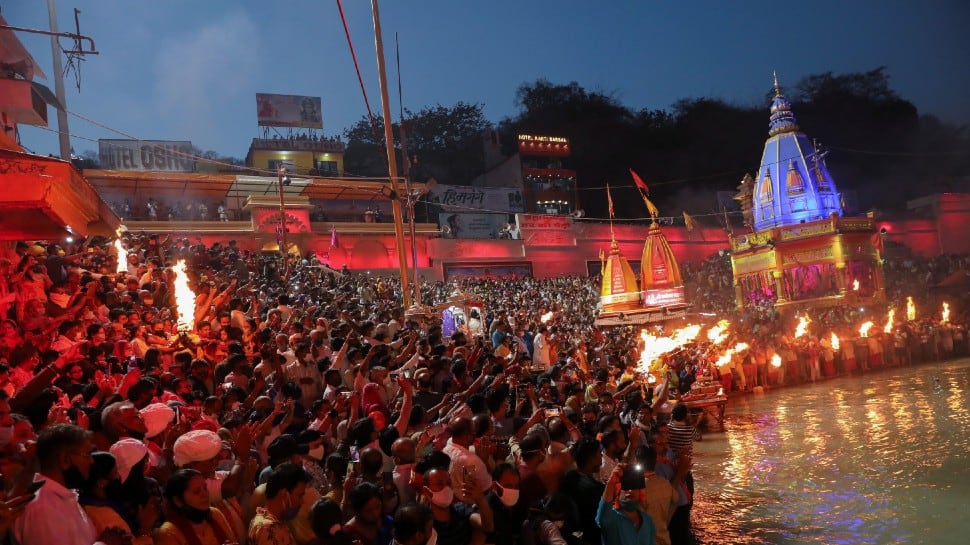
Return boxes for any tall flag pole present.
[606,183,616,242]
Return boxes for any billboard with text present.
[426,184,524,214]
[256,93,323,128]
[98,139,195,172]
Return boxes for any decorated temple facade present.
[597,186,688,326]
[730,75,885,311]
[599,239,641,314]
[640,222,687,308]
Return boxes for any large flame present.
[114,238,127,274]
[852,279,860,291]
[706,320,730,346]
[540,311,554,324]
[906,296,916,321]
[830,332,840,351]
[942,302,950,323]
[884,309,895,334]
[794,315,811,339]
[638,324,702,373]
[715,342,749,368]
[770,353,782,368]
[173,260,196,332]
[859,321,874,338]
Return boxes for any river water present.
[690,358,970,545]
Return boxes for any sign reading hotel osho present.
[256,93,323,129]
[98,140,195,173]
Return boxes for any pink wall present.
[876,219,940,257]
[175,195,970,278]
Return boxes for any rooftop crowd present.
[0,233,965,545]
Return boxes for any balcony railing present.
[250,137,345,153]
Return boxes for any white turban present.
[140,403,175,439]
[109,438,149,484]
[173,430,222,468]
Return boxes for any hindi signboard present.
[516,214,576,247]
[256,93,323,129]
[98,140,195,172]
[439,213,512,239]
[427,184,524,214]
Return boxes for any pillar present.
[835,262,847,295]
[773,270,786,303]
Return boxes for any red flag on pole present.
[629,169,650,195]
[871,231,883,254]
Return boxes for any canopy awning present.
[0,150,119,240]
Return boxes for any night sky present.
[8,0,969,159]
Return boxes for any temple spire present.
[752,70,842,230]
[768,73,799,136]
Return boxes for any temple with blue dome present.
[729,74,884,311]
[753,73,843,230]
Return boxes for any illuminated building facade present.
[730,75,884,311]
[518,134,579,215]
[245,137,345,178]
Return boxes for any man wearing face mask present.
[422,467,493,545]
[485,463,523,545]
[173,428,254,542]
[299,430,329,494]
[13,423,125,545]
[286,342,321,408]
[249,462,312,545]
[597,463,656,545]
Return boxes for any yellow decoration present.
[599,240,641,313]
[640,222,683,291]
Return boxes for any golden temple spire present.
[773,70,781,97]
[600,238,641,313]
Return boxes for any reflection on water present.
[691,359,970,545]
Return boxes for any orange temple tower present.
[599,239,641,313]
[640,221,687,309]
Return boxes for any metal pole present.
[47,0,71,159]
[277,164,289,279]
[399,125,421,305]
[371,0,412,308]
[406,190,421,305]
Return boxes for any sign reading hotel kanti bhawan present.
[517,134,571,157]
[98,140,196,172]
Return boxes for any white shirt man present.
[441,419,492,502]
[14,477,101,545]
[532,329,551,370]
